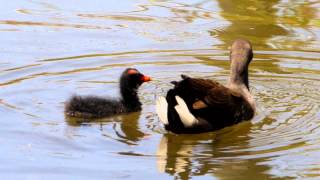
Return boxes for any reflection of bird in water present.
[156,133,218,179]
[157,40,255,134]
[156,122,282,180]
[65,68,151,118]
[157,134,200,179]
[65,112,146,145]
[116,112,146,143]
[215,0,288,49]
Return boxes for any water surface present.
[1,0,320,179]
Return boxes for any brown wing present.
[193,100,208,109]
[204,86,242,106]
[183,77,241,109]
[204,85,254,121]
[178,77,244,112]
[188,78,243,109]
[186,78,222,95]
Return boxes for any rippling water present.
[1,0,320,179]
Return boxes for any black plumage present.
[157,39,255,134]
[65,68,151,118]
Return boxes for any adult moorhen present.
[156,39,255,134]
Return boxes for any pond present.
[1,0,320,179]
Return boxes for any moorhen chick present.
[65,68,151,118]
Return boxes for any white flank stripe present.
[156,96,169,125]
[174,96,198,127]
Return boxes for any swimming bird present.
[156,39,255,134]
[65,68,151,118]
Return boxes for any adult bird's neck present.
[228,65,249,90]
[227,61,255,113]
[228,48,251,90]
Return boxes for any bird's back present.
[65,95,125,118]
[165,77,254,132]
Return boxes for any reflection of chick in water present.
[116,112,145,143]
[65,112,145,144]
[156,123,281,180]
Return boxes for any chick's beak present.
[141,75,151,82]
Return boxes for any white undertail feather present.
[174,96,198,127]
[156,96,169,125]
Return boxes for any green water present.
[1,0,320,179]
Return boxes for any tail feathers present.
[156,96,169,125]
[174,96,198,127]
